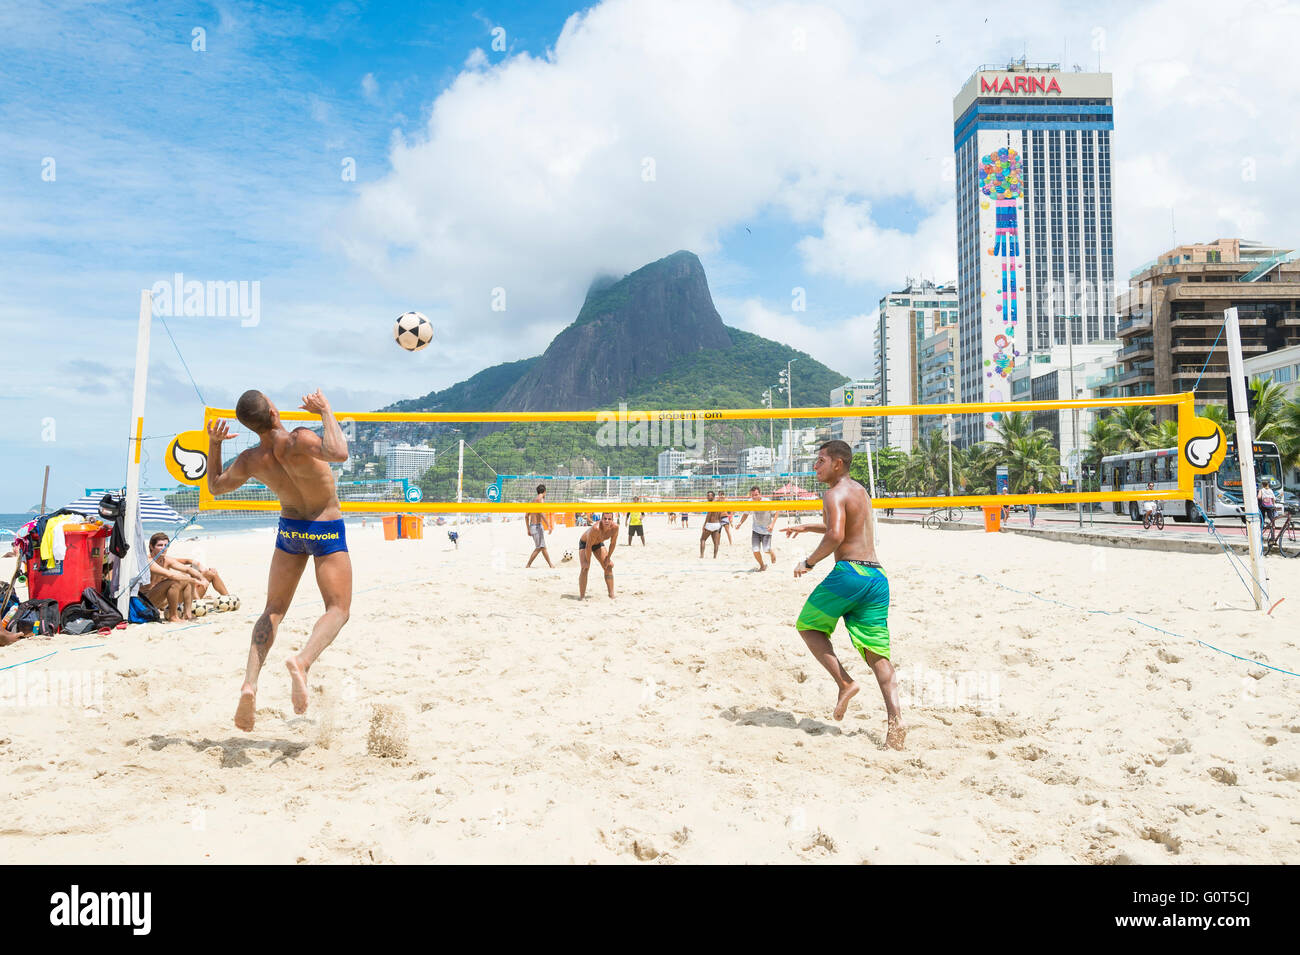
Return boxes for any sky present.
[1,0,1297,510]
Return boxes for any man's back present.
[829,478,875,562]
[240,429,340,521]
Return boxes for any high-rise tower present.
[953,61,1115,443]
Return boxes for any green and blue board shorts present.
[796,560,891,660]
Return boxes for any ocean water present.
[1,512,415,542]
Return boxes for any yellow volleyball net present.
[193,392,1226,514]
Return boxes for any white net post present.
[456,438,464,526]
[1225,307,1267,609]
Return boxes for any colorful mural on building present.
[978,143,1023,427]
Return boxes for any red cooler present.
[27,523,111,611]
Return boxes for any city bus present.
[1099,440,1286,523]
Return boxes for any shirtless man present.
[207,389,351,732]
[699,491,723,558]
[139,539,197,622]
[148,532,230,600]
[524,484,554,568]
[578,512,618,599]
[786,440,904,749]
[717,491,734,545]
[735,485,779,570]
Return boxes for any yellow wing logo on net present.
[1180,417,1227,475]
[165,429,209,485]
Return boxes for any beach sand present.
[1,517,1297,864]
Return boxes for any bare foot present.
[234,688,257,731]
[285,657,309,715]
[886,716,907,750]
[833,681,860,720]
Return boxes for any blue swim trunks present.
[275,517,348,557]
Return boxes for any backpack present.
[60,587,124,633]
[81,587,125,628]
[12,598,60,636]
[129,594,160,624]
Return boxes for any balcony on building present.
[1116,314,1152,337]
[1114,363,1154,386]
[1118,337,1153,360]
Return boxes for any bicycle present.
[922,506,963,529]
[1262,508,1300,558]
[1141,506,1165,531]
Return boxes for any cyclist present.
[1259,479,1278,545]
[1141,482,1160,529]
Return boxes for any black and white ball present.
[394,311,434,352]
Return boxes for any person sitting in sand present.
[139,547,197,623]
[524,484,554,568]
[786,440,904,749]
[699,491,723,559]
[207,388,352,732]
[578,512,618,599]
[735,485,779,570]
[147,532,230,600]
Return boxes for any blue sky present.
[1,0,1296,510]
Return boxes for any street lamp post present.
[779,358,798,472]
[946,414,954,498]
[762,387,776,469]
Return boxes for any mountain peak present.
[500,250,730,411]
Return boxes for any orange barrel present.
[402,515,423,539]
[982,506,1002,533]
[382,515,401,540]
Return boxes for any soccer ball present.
[228,595,240,611]
[394,311,433,352]
[215,594,233,612]
[191,601,207,618]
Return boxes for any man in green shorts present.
[786,439,904,748]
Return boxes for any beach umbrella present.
[63,493,184,523]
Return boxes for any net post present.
[1225,307,1267,609]
[456,438,464,527]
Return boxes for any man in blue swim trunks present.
[207,388,352,732]
[786,440,904,748]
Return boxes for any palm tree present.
[1006,434,1063,491]
[1280,397,1300,474]
[913,428,953,495]
[987,411,1041,459]
[1111,406,1156,452]
[1250,377,1290,448]
[962,443,1000,494]
[1151,419,1180,449]
[982,410,1057,491]
[1083,416,1122,472]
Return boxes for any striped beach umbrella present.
[63,493,184,523]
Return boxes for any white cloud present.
[719,295,877,381]
[463,48,488,70]
[337,0,964,348]
[797,199,957,287]
[361,72,379,100]
[336,0,1300,369]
